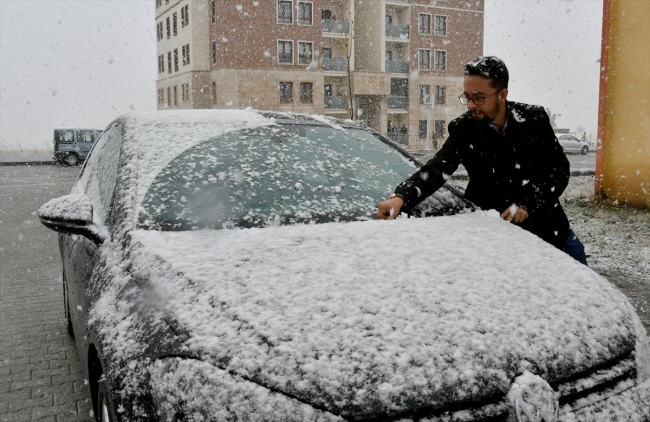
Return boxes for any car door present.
[63,123,123,342]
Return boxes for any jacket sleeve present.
[516,109,570,214]
[394,121,464,210]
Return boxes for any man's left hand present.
[501,205,529,224]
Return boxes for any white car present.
[557,134,589,155]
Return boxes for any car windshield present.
[138,124,420,231]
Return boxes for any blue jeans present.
[562,230,588,266]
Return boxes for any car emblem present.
[507,371,559,422]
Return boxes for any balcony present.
[325,96,349,110]
[322,19,350,34]
[386,60,409,74]
[387,0,410,3]
[323,57,348,72]
[388,96,408,110]
[385,24,410,39]
[387,133,409,145]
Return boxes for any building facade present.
[155,0,484,149]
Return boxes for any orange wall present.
[597,0,650,206]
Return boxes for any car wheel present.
[62,272,74,338]
[97,380,114,422]
[581,146,588,155]
[64,153,79,166]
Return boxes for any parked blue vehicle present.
[53,127,104,165]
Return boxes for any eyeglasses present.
[458,91,499,105]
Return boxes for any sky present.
[0,0,603,152]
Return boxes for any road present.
[0,162,645,421]
[0,165,93,422]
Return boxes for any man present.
[377,56,587,265]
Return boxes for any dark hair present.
[464,56,509,91]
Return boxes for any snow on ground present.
[448,175,650,332]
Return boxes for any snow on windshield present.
[138,124,417,230]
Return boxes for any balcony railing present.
[387,133,409,145]
[325,96,349,110]
[386,24,410,39]
[388,96,408,110]
[386,60,409,74]
[322,19,349,34]
[323,57,348,72]
[387,0,410,3]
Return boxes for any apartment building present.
[155,0,484,149]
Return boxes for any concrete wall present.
[353,0,383,72]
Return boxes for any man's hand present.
[501,204,529,224]
[377,197,404,220]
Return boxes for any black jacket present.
[395,101,571,248]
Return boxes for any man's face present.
[462,75,507,123]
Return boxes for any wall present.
[597,0,650,206]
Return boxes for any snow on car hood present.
[128,211,636,416]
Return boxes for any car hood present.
[128,211,636,416]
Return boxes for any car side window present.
[80,123,123,225]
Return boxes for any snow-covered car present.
[556,134,589,155]
[38,110,649,422]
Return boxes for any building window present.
[435,120,446,138]
[166,17,170,38]
[322,48,332,59]
[181,83,189,102]
[174,85,178,105]
[324,84,332,96]
[211,82,217,105]
[418,49,431,70]
[278,1,292,24]
[419,14,431,35]
[300,82,313,103]
[279,82,293,103]
[211,41,217,64]
[419,85,430,104]
[181,5,189,27]
[156,0,162,8]
[435,15,447,36]
[158,55,164,73]
[173,12,177,35]
[390,78,408,97]
[278,40,293,64]
[435,85,446,104]
[167,52,172,74]
[167,86,171,107]
[298,2,313,25]
[298,42,313,64]
[434,50,447,71]
[157,22,163,41]
[419,120,428,139]
[182,44,190,66]
[157,88,164,104]
[174,48,178,72]
[211,0,216,24]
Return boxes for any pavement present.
[0,165,93,422]
[0,160,642,421]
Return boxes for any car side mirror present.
[38,194,108,245]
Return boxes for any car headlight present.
[626,301,650,383]
[150,358,343,422]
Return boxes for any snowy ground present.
[448,175,650,332]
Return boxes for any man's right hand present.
[377,197,404,220]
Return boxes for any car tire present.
[62,272,74,338]
[581,146,588,155]
[97,380,114,422]
[64,153,79,166]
